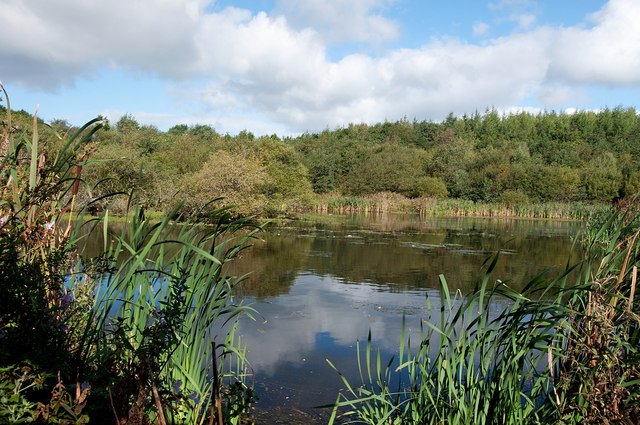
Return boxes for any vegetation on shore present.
[2,101,639,219]
[315,192,609,220]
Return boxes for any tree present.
[179,150,269,217]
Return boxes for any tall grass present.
[315,192,609,220]
[327,199,639,424]
[82,201,261,424]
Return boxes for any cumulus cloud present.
[0,0,397,88]
[0,0,205,89]
[546,0,640,85]
[512,13,536,30]
[274,0,398,44]
[536,84,587,109]
[1,0,639,133]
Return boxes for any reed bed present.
[316,192,609,220]
[327,201,640,424]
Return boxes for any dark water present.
[224,214,582,423]
[79,213,582,424]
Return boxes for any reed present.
[315,192,609,220]
[83,201,261,424]
[327,201,640,424]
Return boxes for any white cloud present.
[274,0,398,44]
[546,0,640,85]
[0,0,205,89]
[1,0,639,133]
[536,84,586,109]
[512,13,536,30]
[473,21,490,37]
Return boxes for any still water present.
[223,214,582,423]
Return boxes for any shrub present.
[500,189,530,207]
[179,149,269,217]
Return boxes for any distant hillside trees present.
[4,104,638,216]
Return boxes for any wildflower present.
[172,380,183,395]
[45,221,54,230]
[61,324,69,333]
[187,392,200,404]
[60,294,72,307]
[80,382,90,392]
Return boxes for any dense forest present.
[3,105,639,216]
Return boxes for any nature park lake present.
[82,213,582,424]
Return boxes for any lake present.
[222,213,582,424]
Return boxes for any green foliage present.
[82,203,261,424]
[346,144,436,198]
[0,365,42,424]
[5,94,640,217]
[179,149,269,217]
[528,164,582,202]
[247,136,315,213]
[581,164,623,202]
[411,176,449,199]
[499,189,530,207]
[555,200,640,423]
[0,84,102,423]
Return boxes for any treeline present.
[293,108,640,205]
[4,105,639,216]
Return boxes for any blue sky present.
[1,0,639,136]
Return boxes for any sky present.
[1,0,639,136]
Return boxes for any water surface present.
[225,214,582,423]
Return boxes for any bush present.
[500,189,530,207]
[412,176,449,198]
[179,149,269,217]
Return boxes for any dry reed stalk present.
[629,266,637,314]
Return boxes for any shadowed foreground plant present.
[77,200,261,424]
[0,83,106,424]
[553,198,640,424]
[1,86,260,424]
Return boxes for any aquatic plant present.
[316,192,608,220]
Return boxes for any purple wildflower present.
[172,380,182,395]
[187,392,200,404]
[80,382,90,392]
[60,294,72,307]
